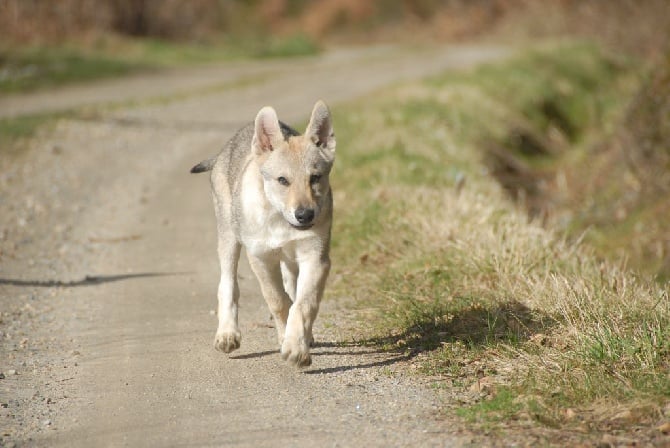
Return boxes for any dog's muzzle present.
[292,207,315,229]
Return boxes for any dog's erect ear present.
[252,106,283,155]
[306,100,336,160]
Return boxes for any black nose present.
[294,207,315,225]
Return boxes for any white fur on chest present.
[242,212,311,256]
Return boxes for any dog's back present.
[190,121,299,177]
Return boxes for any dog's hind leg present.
[213,227,242,353]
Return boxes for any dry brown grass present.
[328,42,670,444]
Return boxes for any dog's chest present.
[242,218,301,255]
[237,193,308,256]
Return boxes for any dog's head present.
[252,100,336,229]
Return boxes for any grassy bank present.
[329,42,669,443]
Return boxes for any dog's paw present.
[280,336,311,367]
[213,330,241,353]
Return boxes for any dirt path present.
[0,45,506,447]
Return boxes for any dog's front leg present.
[281,254,330,367]
[248,252,293,346]
[280,259,317,347]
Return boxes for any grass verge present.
[329,41,670,443]
[0,113,67,156]
[0,33,320,94]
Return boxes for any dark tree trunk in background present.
[109,0,149,36]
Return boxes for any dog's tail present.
[190,157,216,174]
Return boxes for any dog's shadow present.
[304,352,411,375]
[229,350,277,360]
[228,340,409,375]
[304,299,552,375]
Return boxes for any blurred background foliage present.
[0,0,668,55]
[1,0,669,280]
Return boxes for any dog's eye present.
[277,176,290,186]
[310,174,322,184]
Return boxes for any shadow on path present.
[229,350,278,360]
[304,353,412,375]
[0,272,187,288]
[228,340,407,374]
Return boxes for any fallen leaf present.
[469,376,495,394]
[612,409,633,422]
[529,333,548,346]
[564,408,577,420]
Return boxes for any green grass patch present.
[0,45,151,93]
[253,33,320,58]
[456,387,524,423]
[0,113,66,155]
[0,114,53,140]
[328,41,670,440]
